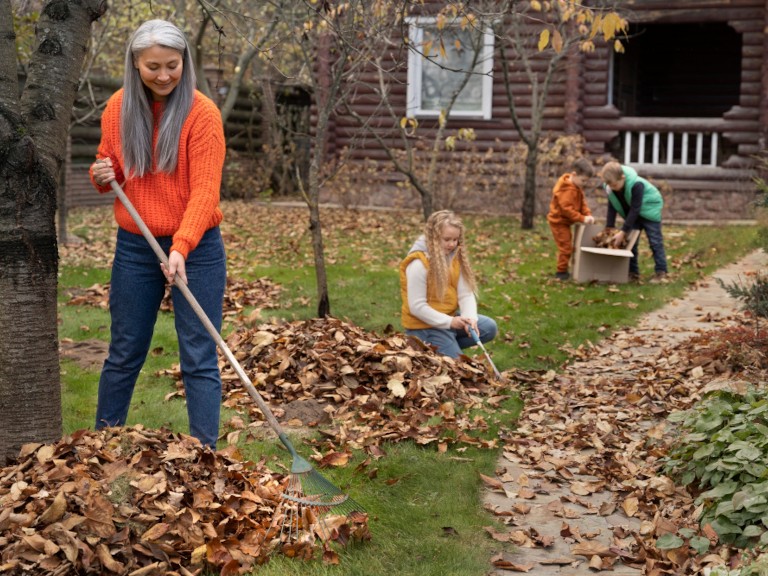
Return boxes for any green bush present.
[718,149,768,317]
[755,150,768,252]
[663,388,768,548]
[718,275,768,318]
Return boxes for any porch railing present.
[616,117,725,168]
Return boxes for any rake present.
[469,326,505,382]
[109,180,364,540]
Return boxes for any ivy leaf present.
[656,533,685,550]
[689,536,710,555]
[732,491,768,512]
[735,444,762,461]
[741,525,764,538]
[699,482,739,500]
[699,413,723,431]
[710,516,743,536]
[692,443,716,459]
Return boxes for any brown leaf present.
[96,543,125,573]
[141,522,170,542]
[571,542,614,557]
[490,553,534,572]
[479,473,504,491]
[37,490,67,526]
[317,451,350,468]
[621,496,639,517]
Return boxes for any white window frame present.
[406,16,495,120]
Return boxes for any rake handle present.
[109,180,290,445]
[468,325,503,381]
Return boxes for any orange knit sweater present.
[91,89,226,259]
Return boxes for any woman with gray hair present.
[89,19,227,448]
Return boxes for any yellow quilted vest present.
[399,251,460,329]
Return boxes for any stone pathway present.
[485,249,767,575]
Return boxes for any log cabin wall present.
[320,0,766,221]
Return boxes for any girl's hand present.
[451,316,478,335]
[162,250,187,285]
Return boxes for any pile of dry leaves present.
[591,227,627,249]
[161,317,513,454]
[0,427,369,575]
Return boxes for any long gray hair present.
[121,19,196,177]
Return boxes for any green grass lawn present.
[58,202,759,575]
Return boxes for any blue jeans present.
[630,219,668,275]
[406,314,498,359]
[96,227,226,448]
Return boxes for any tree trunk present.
[306,140,331,317]
[308,199,330,318]
[521,143,539,229]
[57,132,71,244]
[421,193,433,222]
[304,31,334,318]
[0,0,106,462]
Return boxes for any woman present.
[90,20,227,447]
[399,210,497,358]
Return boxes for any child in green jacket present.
[600,162,668,282]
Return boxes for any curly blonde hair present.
[424,210,477,300]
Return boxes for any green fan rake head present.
[278,439,366,543]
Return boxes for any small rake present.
[109,181,364,542]
[469,326,506,383]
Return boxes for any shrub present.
[754,149,768,252]
[663,388,768,548]
[718,149,768,318]
[718,275,768,319]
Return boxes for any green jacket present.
[607,165,663,222]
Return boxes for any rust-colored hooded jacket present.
[546,173,591,226]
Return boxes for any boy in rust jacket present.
[547,158,595,280]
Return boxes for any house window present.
[406,17,494,120]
